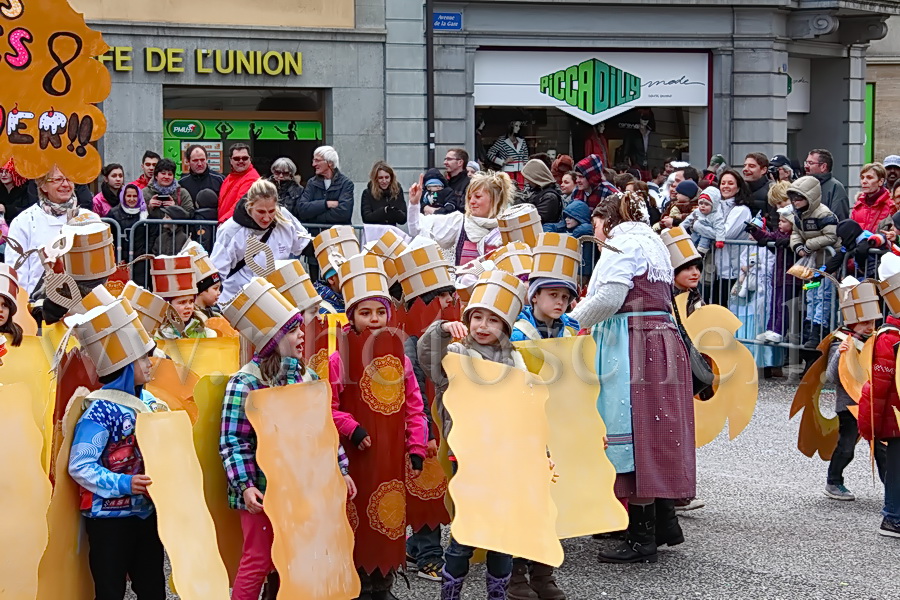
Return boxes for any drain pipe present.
[425,0,436,167]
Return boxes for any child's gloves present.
[410,454,424,471]
[715,241,725,249]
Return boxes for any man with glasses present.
[805,149,849,220]
[218,143,260,224]
[439,148,470,214]
[179,144,224,204]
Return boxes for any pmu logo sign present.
[167,120,204,139]
[539,59,641,115]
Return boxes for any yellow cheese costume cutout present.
[675,294,759,447]
[245,381,360,600]
[192,375,243,583]
[15,285,38,336]
[37,388,94,600]
[0,336,55,469]
[0,383,52,599]
[146,357,200,425]
[790,334,840,460]
[159,337,240,382]
[512,336,627,538]
[136,410,231,600]
[442,352,563,567]
[838,333,871,403]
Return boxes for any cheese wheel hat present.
[498,203,542,247]
[395,238,454,302]
[222,277,301,354]
[0,264,19,315]
[463,269,528,332]
[879,253,900,317]
[312,226,360,278]
[529,232,581,284]
[337,252,391,312]
[180,240,220,293]
[44,219,117,281]
[242,235,322,313]
[120,281,171,336]
[488,242,533,280]
[838,276,882,325]
[364,229,409,286]
[151,255,197,299]
[70,283,117,315]
[64,298,155,377]
[660,226,701,271]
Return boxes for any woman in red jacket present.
[851,162,895,234]
[859,253,900,538]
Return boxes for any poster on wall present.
[181,141,223,172]
[786,58,811,114]
[0,1,111,183]
[474,51,708,126]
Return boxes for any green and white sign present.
[539,59,641,116]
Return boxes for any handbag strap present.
[228,226,275,278]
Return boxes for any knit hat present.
[466,161,481,173]
[222,277,301,352]
[312,226,360,279]
[660,226,701,271]
[498,204,542,247]
[151,255,197,299]
[522,159,556,188]
[777,205,794,220]
[161,205,190,221]
[0,264,19,316]
[838,276,881,325]
[257,312,304,359]
[464,270,528,332]
[878,254,900,317]
[425,179,444,189]
[674,180,700,200]
[488,242,533,279]
[120,281,170,337]
[528,277,578,306]
[395,238,453,302]
[64,298,155,377]
[337,253,391,313]
[529,233,581,285]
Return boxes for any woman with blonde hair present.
[407,170,515,266]
[362,160,407,226]
[211,178,311,304]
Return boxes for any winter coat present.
[788,176,840,266]
[271,178,304,216]
[813,172,850,222]
[294,169,354,232]
[747,177,773,218]
[510,306,580,342]
[444,171,470,214]
[179,168,224,204]
[218,167,261,224]
[210,198,311,305]
[0,182,32,224]
[682,189,725,243]
[361,185,407,225]
[826,330,868,414]
[544,200,592,236]
[749,223,792,284]
[851,187,894,234]
[858,317,900,440]
[91,184,121,218]
[823,219,889,277]
[523,183,563,225]
[714,198,753,280]
[106,205,146,262]
[5,204,98,296]
[420,168,459,215]
[152,224,189,257]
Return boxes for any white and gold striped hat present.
[65,298,155,377]
[265,260,322,313]
[530,233,581,284]
[464,270,528,331]
[71,284,117,316]
[312,226,360,276]
[395,239,454,301]
[364,230,409,286]
[58,221,117,281]
[488,242,533,279]
[660,227,701,271]
[0,264,19,313]
[180,241,218,282]
[151,255,197,299]
[839,277,881,325]
[223,277,300,350]
[120,281,170,337]
[879,254,900,317]
[338,253,391,311]
[498,204,542,248]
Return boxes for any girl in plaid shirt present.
[220,311,355,600]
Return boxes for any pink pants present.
[232,510,275,600]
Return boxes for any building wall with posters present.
[77,0,385,214]
[422,1,897,187]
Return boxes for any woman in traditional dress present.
[570,191,696,564]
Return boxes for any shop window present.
[162,86,325,181]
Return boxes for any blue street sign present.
[433,12,462,31]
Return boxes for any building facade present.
[868,15,900,165]
[76,0,899,206]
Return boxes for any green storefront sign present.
[164,119,323,142]
[539,59,641,116]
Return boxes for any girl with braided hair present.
[571,191,696,565]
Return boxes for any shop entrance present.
[162,86,325,182]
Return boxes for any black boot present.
[598,503,658,563]
[654,499,684,547]
[261,571,280,599]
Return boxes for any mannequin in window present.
[620,109,656,175]
[475,115,488,165]
[487,120,529,188]
[584,122,610,166]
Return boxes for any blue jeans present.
[805,277,833,326]
[406,524,444,568]
[883,439,900,523]
[444,537,512,579]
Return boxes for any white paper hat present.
[529,233,581,284]
[488,242,533,279]
[222,277,300,350]
[464,269,528,331]
[65,298,155,377]
[498,203,542,247]
[312,226,360,276]
[660,226,701,271]
[839,276,882,325]
[120,281,170,336]
[338,253,391,311]
[395,238,454,301]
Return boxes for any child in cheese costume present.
[181,241,223,319]
[823,276,884,501]
[328,252,428,600]
[65,298,168,600]
[220,277,354,600]
[0,264,24,352]
[417,269,529,600]
[152,254,216,339]
[311,225,360,314]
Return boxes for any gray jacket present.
[825,335,853,413]
[813,172,850,222]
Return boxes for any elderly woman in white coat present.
[211,178,311,305]
[407,170,513,266]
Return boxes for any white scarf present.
[463,215,498,244]
[588,222,672,295]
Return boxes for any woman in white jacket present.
[211,178,311,305]
[406,170,513,266]
[712,169,753,306]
